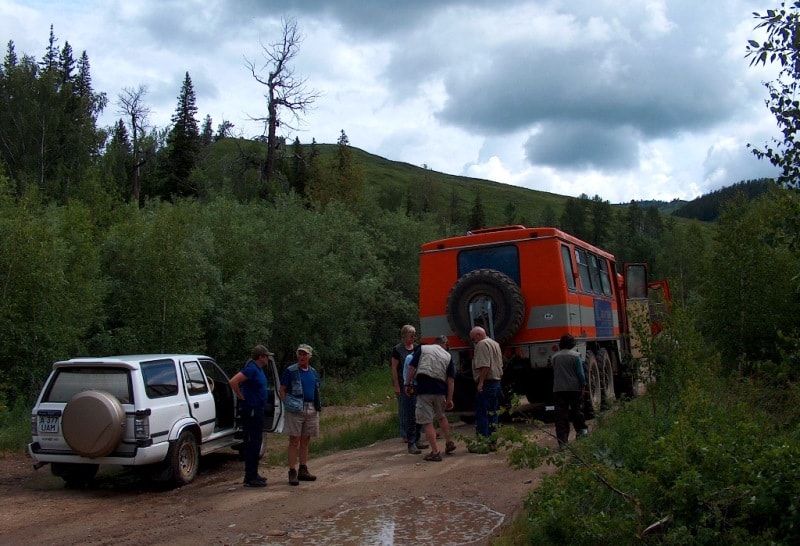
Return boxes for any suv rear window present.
[44,367,132,404]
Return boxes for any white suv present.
[28,354,284,487]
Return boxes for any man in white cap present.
[279,343,321,486]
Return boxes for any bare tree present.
[245,17,320,190]
[117,85,151,204]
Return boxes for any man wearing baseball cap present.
[279,343,322,486]
[230,344,273,487]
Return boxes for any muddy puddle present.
[242,497,505,545]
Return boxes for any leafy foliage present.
[508,306,800,545]
[746,2,800,188]
[700,190,800,365]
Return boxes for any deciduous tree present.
[246,17,319,191]
[746,1,800,188]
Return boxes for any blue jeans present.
[475,381,502,438]
[240,405,265,479]
[402,390,421,445]
[396,393,407,438]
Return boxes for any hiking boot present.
[416,441,429,449]
[298,465,317,481]
[288,468,300,486]
[423,451,442,462]
[243,477,267,487]
[407,444,422,455]
[445,440,456,454]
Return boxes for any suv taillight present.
[30,415,37,437]
[134,409,151,440]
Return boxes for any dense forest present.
[1,28,798,409]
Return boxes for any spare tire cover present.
[62,390,126,458]
[446,268,526,344]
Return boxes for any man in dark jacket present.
[552,334,588,450]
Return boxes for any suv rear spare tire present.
[446,268,526,344]
[62,390,126,458]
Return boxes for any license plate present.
[38,415,60,433]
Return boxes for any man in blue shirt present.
[280,344,321,486]
[230,344,272,487]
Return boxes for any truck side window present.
[561,244,576,290]
[575,248,592,292]
[588,254,603,294]
[598,258,614,296]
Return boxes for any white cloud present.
[0,0,785,203]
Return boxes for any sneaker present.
[298,465,317,481]
[288,468,300,486]
[416,441,429,450]
[578,428,589,438]
[445,440,456,454]
[243,477,267,487]
[407,444,422,455]
[423,451,442,462]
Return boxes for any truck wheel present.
[597,348,616,406]
[446,269,525,344]
[584,351,602,419]
[168,431,199,486]
[51,462,99,488]
[62,390,126,458]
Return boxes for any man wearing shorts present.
[279,344,321,485]
[405,335,457,461]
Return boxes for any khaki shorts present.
[283,403,320,437]
[415,394,445,425]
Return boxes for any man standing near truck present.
[552,333,588,450]
[470,326,503,444]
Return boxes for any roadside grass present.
[319,366,393,406]
[0,398,31,453]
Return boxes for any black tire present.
[584,351,602,419]
[597,348,616,406]
[62,390,125,458]
[168,431,199,486]
[446,269,525,344]
[51,462,99,488]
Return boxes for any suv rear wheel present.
[168,431,199,486]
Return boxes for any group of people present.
[229,326,589,487]
[230,343,321,488]
[389,323,508,458]
[390,325,590,456]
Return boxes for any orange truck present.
[418,225,669,415]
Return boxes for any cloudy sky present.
[0,0,784,203]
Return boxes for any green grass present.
[320,365,394,406]
[0,398,31,453]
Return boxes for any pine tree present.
[469,188,487,230]
[161,72,200,198]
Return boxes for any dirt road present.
[0,408,559,546]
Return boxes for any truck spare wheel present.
[446,268,526,344]
[62,390,126,458]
